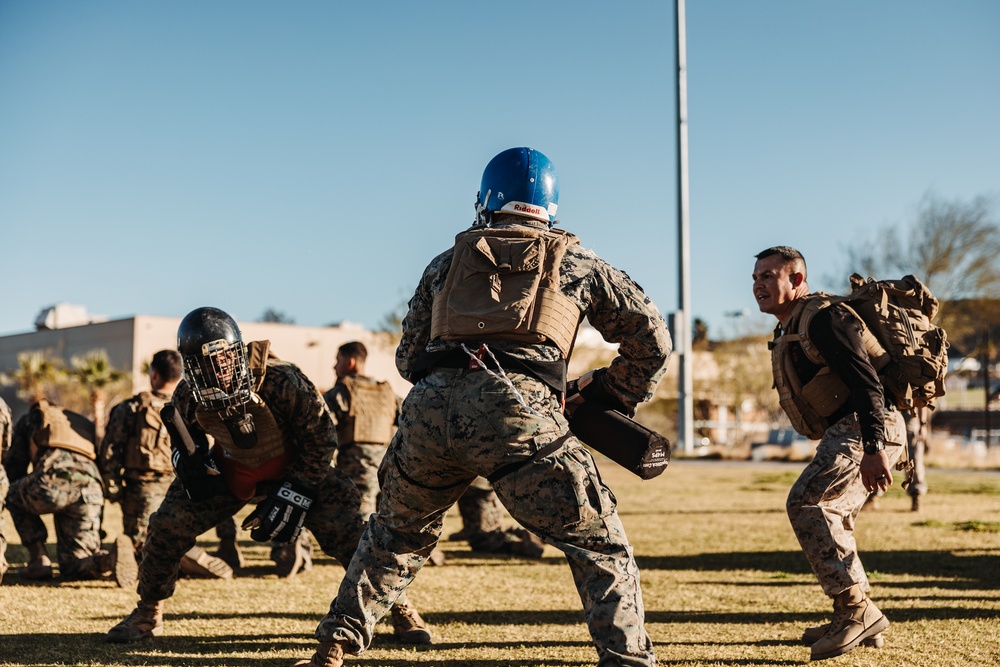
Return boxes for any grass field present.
[2,458,998,667]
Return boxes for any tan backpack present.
[842,273,949,410]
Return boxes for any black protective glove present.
[170,447,224,501]
[242,479,314,543]
[566,368,632,417]
[163,404,224,501]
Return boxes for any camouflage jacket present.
[98,390,173,485]
[171,359,338,488]
[0,397,11,462]
[5,406,101,484]
[397,217,673,412]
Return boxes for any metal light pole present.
[675,0,695,454]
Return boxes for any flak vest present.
[430,226,583,358]
[31,399,97,462]
[123,391,173,476]
[193,341,292,470]
[337,376,396,446]
[770,295,889,440]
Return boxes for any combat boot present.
[22,541,53,580]
[273,534,313,578]
[292,641,345,667]
[801,623,883,647]
[179,546,233,579]
[911,494,922,512]
[99,534,139,589]
[390,599,433,644]
[106,598,164,642]
[425,546,446,566]
[508,529,546,559]
[810,584,889,661]
[213,536,245,570]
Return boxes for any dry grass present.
[2,458,999,667]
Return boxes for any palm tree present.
[13,350,66,403]
[70,350,127,444]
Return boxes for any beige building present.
[0,307,404,419]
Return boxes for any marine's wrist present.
[863,439,885,455]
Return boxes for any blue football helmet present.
[475,147,559,227]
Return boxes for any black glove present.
[163,405,224,501]
[242,480,314,543]
[566,368,632,417]
[171,447,224,501]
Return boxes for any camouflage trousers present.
[0,463,8,561]
[787,411,906,597]
[6,449,107,579]
[316,369,654,667]
[119,476,172,549]
[905,413,928,498]
[336,443,387,519]
[457,476,541,555]
[138,468,366,601]
[457,477,504,533]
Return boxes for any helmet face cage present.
[182,338,253,412]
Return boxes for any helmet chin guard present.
[177,307,254,413]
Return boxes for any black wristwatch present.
[863,440,886,455]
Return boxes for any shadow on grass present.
[0,632,804,667]
[636,549,1000,586]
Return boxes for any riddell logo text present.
[513,203,543,215]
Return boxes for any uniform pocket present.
[498,443,616,531]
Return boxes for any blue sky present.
[1,1,997,341]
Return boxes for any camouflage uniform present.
[453,476,545,557]
[780,304,908,597]
[787,412,905,596]
[314,216,671,667]
[0,397,12,578]
[135,358,367,602]
[99,389,239,551]
[904,409,928,501]
[99,391,175,549]
[323,377,402,518]
[5,403,109,579]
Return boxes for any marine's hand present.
[860,450,892,494]
[242,480,314,543]
[171,446,223,501]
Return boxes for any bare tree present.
[259,308,295,324]
[840,192,1000,302]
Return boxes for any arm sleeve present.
[98,402,131,481]
[4,413,37,482]
[265,365,338,488]
[585,260,672,413]
[809,305,888,443]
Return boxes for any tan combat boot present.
[273,534,313,578]
[101,534,139,589]
[801,623,883,647]
[292,641,345,667]
[179,546,233,579]
[213,536,245,570]
[810,584,889,660]
[22,541,53,580]
[106,599,165,642]
[390,599,433,644]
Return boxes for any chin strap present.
[474,189,492,227]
